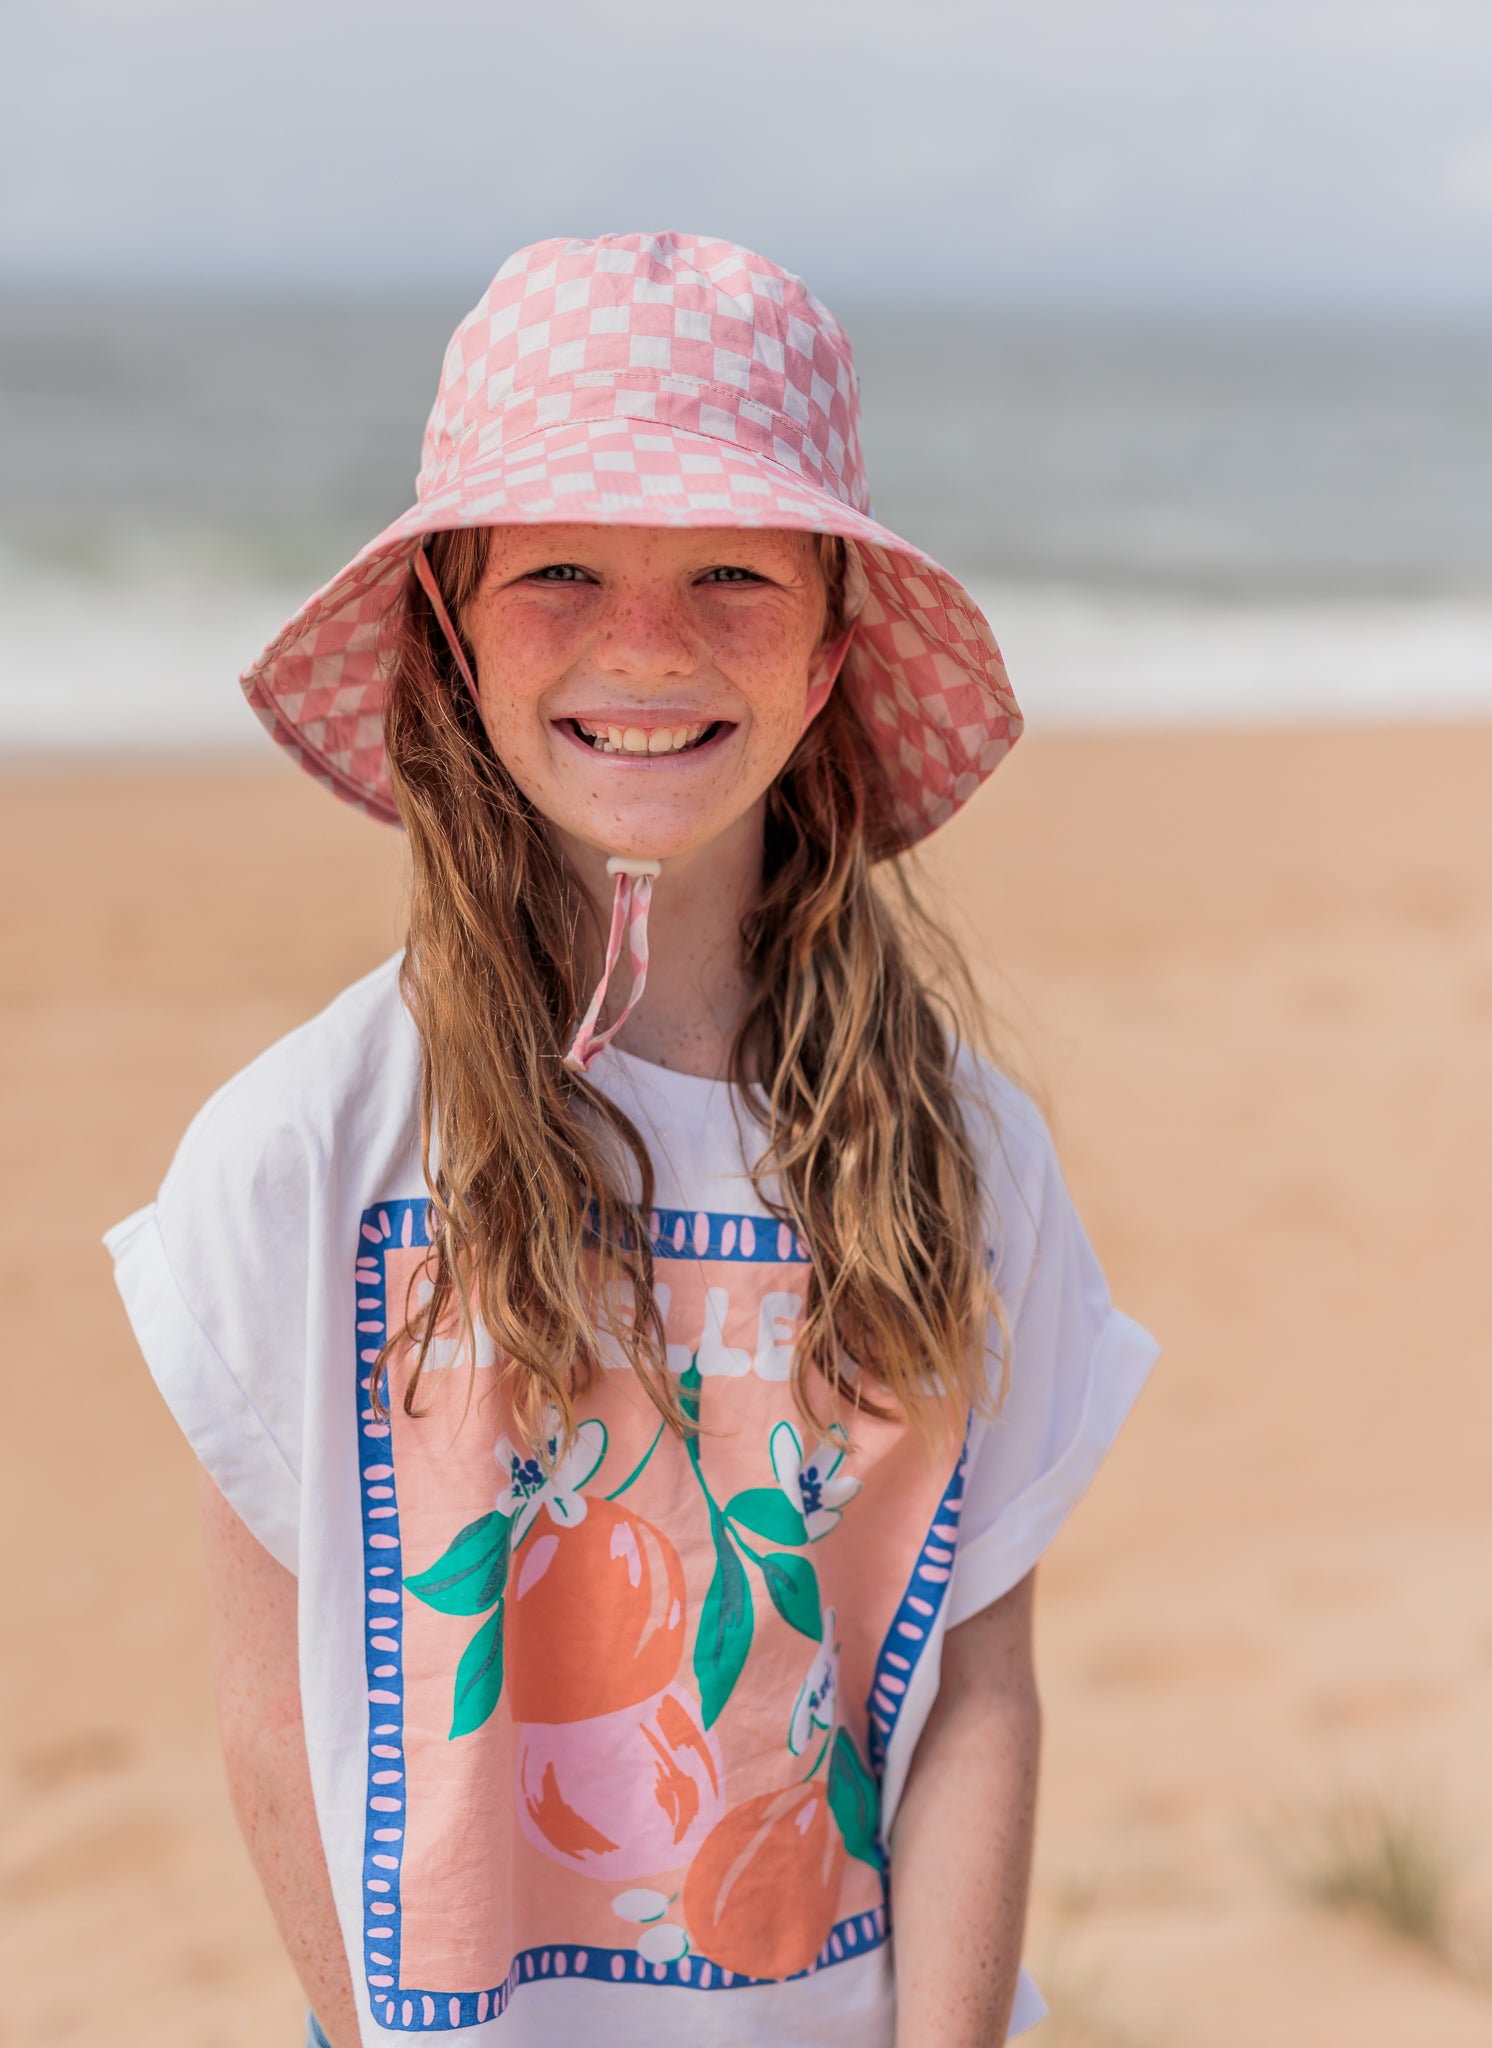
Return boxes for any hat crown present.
[418,233,869,515]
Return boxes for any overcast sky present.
[3,0,1490,316]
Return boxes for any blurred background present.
[2,3,1490,2044]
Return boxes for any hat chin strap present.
[411,541,863,1076]
[412,546,480,699]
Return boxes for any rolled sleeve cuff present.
[104,1204,301,1574]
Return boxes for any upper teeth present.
[576,722,710,755]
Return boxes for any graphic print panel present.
[354,1200,965,2029]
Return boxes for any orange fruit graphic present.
[516,1682,724,1881]
[506,1498,685,1723]
[683,1782,846,1979]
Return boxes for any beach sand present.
[3,724,1490,2045]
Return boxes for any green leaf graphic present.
[759,1550,822,1640]
[405,1509,510,1616]
[829,1727,882,1868]
[450,1602,505,1738]
[695,1516,752,1727]
[726,1486,807,1547]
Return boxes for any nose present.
[589,584,697,682]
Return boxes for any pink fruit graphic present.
[506,1497,685,1723]
[516,1682,725,1880]
[684,1782,845,1979]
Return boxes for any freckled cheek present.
[469,603,586,710]
[707,604,798,665]
[750,690,812,764]
[709,618,817,743]
[471,648,585,765]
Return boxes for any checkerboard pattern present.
[240,233,1022,846]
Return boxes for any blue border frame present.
[353,1196,958,2030]
[866,1443,968,1777]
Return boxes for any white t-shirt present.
[105,954,1157,2047]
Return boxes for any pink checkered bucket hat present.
[242,232,1022,860]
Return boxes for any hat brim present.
[241,416,1021,843]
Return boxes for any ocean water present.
[1,297,1489,748]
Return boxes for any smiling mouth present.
[566,718,725,756]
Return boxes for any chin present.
[560,795,757,865]
[600,820,730,863]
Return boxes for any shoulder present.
[941,1039,1160,1629]
[950,1042,1064,1251]
[161,952,417,1204]
[101,958,416,1583]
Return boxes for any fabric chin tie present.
[565,858,660,1074]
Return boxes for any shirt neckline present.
[598,1042,745,1101]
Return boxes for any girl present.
[106,233,1157,2048]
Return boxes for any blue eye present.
[527,563,591,583]
[702,566,763,584]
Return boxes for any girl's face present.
[461,525,838,868]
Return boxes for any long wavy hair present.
[373,524,1005,1454]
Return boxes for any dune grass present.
[1281,1787,1466,1960]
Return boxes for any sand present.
[3,724,1491,2046]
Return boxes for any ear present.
[800,622,858,733]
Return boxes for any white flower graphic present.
[612,1888,688,1965]
[612,1888,670,1925]
[637,1922,689,1965]
[770,1421,860,1541]
[493,1408,607,1544]
[789,1607,839,1755]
